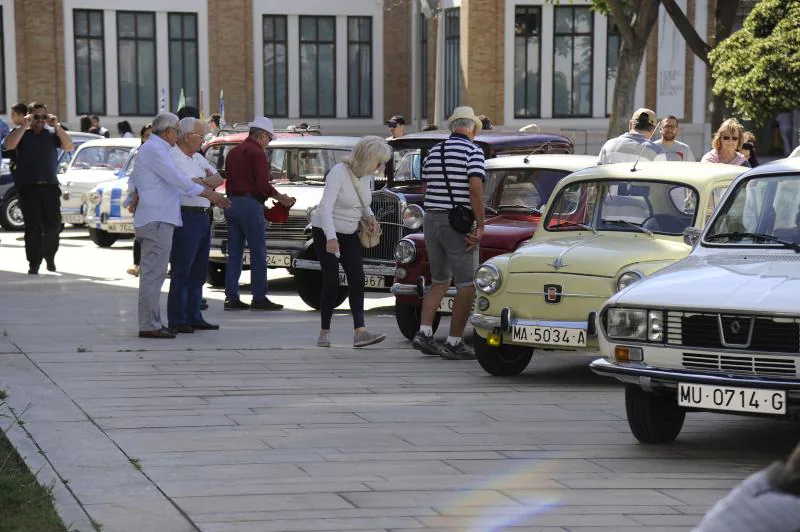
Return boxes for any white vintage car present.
[591,157,800,443]
[59,138,140,227]
[83,148,137,247]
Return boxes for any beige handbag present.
[346,168,381,248]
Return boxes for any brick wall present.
[460,0,504,125]
[383,0,412,123]
[14,0,67,118]
[209,0,253,123]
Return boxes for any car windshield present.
[485,168,570,211]
[705,173,800,246]
[544,179,698,235]
[393,149,422,182]
[71,146,134,170]
[269,148,351,184]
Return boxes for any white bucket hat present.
[447,106,483,133]
[247,116,276,138]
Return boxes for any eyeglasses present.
[388,123,398,129]
[32,114,47,120]
[722,135,739,141]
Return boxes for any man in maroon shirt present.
[223,117,295,310]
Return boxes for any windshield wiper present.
[706,232,800,252]
[484,206,498,215]
[549,221,596,233]
[602,219,654,238]
[497,204,542,214]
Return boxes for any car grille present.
[363,190,404,264]
[211,214,307,242]
[681,352,797,377]
[666,311,800,354]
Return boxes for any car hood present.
[60,169,121,185]
[273,184,323,212]
[507,233,690,277]
[613,254,800,314]
[482,215,537,250]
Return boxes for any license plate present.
[438,297,455,313]
[510,325,586,347]
[338,273,385,288]
[107,222,133,233]
[267,254,292,267]
[63,214,84,224]
[678,383,786,415]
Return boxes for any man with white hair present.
[130,112,230,339]
[166,117,224,334]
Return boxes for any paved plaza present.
[0,228,799,532]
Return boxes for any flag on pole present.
[219,89,225,125]
[177,88,186,111]
[160,88,166,111]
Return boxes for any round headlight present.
[616,271,642,292]
[212,206,226,223]
[88,192,101,204]
[394,239,417,264]
[475,264,502,294]
[402,204,424,230]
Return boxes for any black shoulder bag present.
[438,142,475,234]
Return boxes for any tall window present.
[299,16,335,118]
[347,17,372,118]
[117,12,157,116]
[552,6,593,117]
[263,16,288,117]
[168,13,199,110]
[443,8,460,117]
[74,10,105,115]
[606,20,621,117]
[514,6,541,118]
[419,14,428,120]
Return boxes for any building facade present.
[1,0,735,154]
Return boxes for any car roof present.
[561,161,746,187]
[486,154,597,172]
[392,130,571,145]
[736,156,800,176]
[75,137,141,150]
[67,131,103,142]
[268,136,361,149]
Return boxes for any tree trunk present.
[607,44,648,138]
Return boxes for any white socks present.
[446,336,461,346]
[419,325,433,336]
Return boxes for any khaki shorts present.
[423,210,478,287]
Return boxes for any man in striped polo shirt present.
[412,106,486,360]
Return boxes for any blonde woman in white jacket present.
[310,136,391,348]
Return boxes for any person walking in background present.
[128,112,229,339]
[598,108,666,164]
[311,136,389,348]
[117,120,135,138]
[79,115,91,133]
[385,115,407,140]
[3,102,73,274]
[127,123,153,278]
[654,115,695,161]
[740,131,760,168]
[776,111,795,157]
[89,115,109,137]
[412,106,486,360]
[205,113,221,141]
[701,118,750,167]
[223,117,295,311]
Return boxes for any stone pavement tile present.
[448,422,630,434]
[500,448,683,460]
[94,414,237,429]
[444,458,612,475]
[364,475,565,492]
[477,406,624,422]
[390,528,566,532]
[566,528,689,532]
[558,477,741,489]
[417,514,639,528]
[139,449,329,467]
[353,406,496,423]
[228,412,368,425]
[83,502,196,532]
[78,396,210,408]
[109,433,271,452]
[320,450,506,462]
[193,507,440,522]
[175,493,353,513]
[676,505,717,515]
[655,489,732,505]
[159,480,374,498]
[504,489,684,506]
[86,406,255,418]
[262,431,415,450]
[588,458,761,474]
[436,505,682,516]
[65,386,227,399]
[628,514,703,526]
[201,522,402,532]
[342,490,521,508]
[205,394,336,407]
[143,462,309,482]
[297,459,463,478]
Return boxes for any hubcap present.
[6,198,23,228]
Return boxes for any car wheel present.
[206,263,226,287]
[88,227,118,248]
[474,332,533,376]
[395,301,440,340]
[624,385,686,444]
[293,248,347,310]
[0,193,24,231]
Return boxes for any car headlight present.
[394,239,416,264]
[88,192,101,204]
[616,271,642,292]
[606,308,647,340]
[648,310,664,342]
[212,206,225,223]
[474,264,502,294]
[402,204,424,230]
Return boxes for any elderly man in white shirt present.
[130,112,230,339]
[166,117,224,334]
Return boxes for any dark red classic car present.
[391,154,597,339]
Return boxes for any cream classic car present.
[591,158,800,444]
[471,161,746,376]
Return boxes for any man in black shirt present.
[3,102,73,274]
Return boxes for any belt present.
[228,193,263,201]
[181,206,212,214]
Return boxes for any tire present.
[206,263,226,287]
[474,332,533,376]
[88,227,118,248]
[395,301,441,340]
[0,193,24,231]
[624,385,686,444]
[293,247,347,310]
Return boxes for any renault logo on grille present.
[730,320,742,334]
[718,315,754,348]
[544,284,562,304]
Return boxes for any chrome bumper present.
[590,358,800,393]
[391,282,458,298]
[294,259,396,277]
[471,313,590,332]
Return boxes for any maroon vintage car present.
[391,154,597,339]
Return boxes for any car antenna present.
[523,141,552,163]
[631,119,662,173]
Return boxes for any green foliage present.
[709,0,800,125]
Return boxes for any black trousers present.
[312,227,365,330]
[133,239,141,266]
[17,184,61,267]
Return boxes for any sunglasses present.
[721,135,739,141]
[32,114,48,120]
[388,123,399,128]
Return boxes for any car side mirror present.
[683,226,701,247]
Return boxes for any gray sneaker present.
[317,330,331,347]
[354,330,386,348]
[412,331,442,356]
[439,340,476,360]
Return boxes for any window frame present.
[299,15,337,119]
[443,7,460,118]
[116,11,158,117]
[513,5,542,119]
[347,16,373,118]
[167,12,200,112]
[551,5,594,119]
[263,15,289,118]
[73,9,106,116]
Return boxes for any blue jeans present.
[224,196,267,302]
[167,210,211,326]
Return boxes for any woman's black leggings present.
[312,227,365,330]
[133,238,141,266]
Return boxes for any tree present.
[708,0,800,125]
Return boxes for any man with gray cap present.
[129,112,230,339]
[598,108,667,164]
[223,116,295,311]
